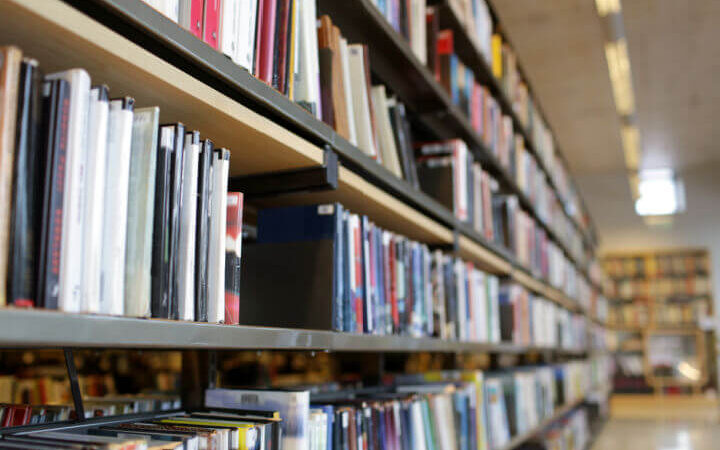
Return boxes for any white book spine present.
[295,0,321,117]
[237,0,258,71]
[371,86,403,178]
[220,0,241,64]
[339,38,357,146]
[411,0,427,65]
[82,87,109,313]
[177,135,200,321]
[46,69,91,313]
[100,99,134,316]
[347,46,378,159]
[124,107,160,318]
[207,151,229,323]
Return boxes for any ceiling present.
[489,0,720,248]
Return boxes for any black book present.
[36,79,70,310]
[8,59,42,307]
[151,125,174,318]
[167,123,185,320]
[417,156,454,217]
[195,139,214,322]
[388,103,419,189]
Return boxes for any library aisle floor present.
[591,395,720,450]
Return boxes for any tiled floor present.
[590,395,720,450]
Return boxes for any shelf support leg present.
[63,349,85,421]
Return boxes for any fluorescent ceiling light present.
[634,169,685,216]
[621,125,640,170]
[595,0,622,17]
[605,39,635,116]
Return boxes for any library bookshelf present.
[603,249,715,394]
[0,0,610,446]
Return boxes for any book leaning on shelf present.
[0,46,243,325]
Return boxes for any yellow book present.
[286,0,298,99]
[491,34,503,79]
[160,418,257,450]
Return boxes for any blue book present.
[242,203,345,330]
[454,392,469,450]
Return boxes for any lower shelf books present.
[0,46,244,325]
[529,408,590,450]
[240,202,503,341]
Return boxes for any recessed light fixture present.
[595,0,621,17]
[634,169,686,216]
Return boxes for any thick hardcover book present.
[256,0,277,84]
[202,0,221,50]
[124,107,159,318]
[241,204,342,331]
[317,16,350,140]
[151,125,175,318]
[37,79,70,310]
[224,192,243,325]
[8,58,42,307]
[339,38,357,145]
[45,68,91,313]
[195,139,214,322]
[0,47,23,307]
[177,131,200,321]
[347,45,378,159]
[207,148,229,323]
[100,97,134,316]
[371,86,402,178]
[168,123,186,320]
[82,85,110,314]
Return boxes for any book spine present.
[257,0,277,84]
[207,149,229,323]
[224,191,243,325]
[237,0,259,72]
[178,131,200,321]
[168,123,186,320]
[8,58,42,307]
[100,97,134,316]
[47,69,91,313]
[195,139,213,322]
[124,107,159,318]
[202,0,221,49]
[0,47,23,308]
[82,85,110,313]
[37,80,70,310]
[151,126,174,318]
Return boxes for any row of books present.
[536,407,590,450]
[500,283,587,351]
[415,143,590,301]
[144,0,321,118]
[589,324,609,352]
[0,48,244,324]
[0,394,181,428]
[608,277,711,300]
[608,304,649,328]
[243,202,589,345]
[591,293,608,324]
[143,0,423,189]
[369,0,428,66]
[204,362,597,450]
[652,302,708,327]
[603,254,709,279]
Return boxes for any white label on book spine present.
[207,152,229,323]
[177,136,199,321]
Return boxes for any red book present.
[436,29,454,55]
[11,405,31,426]
[1,407,14,427]
[353,222,364,333]
[471,82,482,134]
[256,0,277,84]
[253,0,265,77]
[224,192,244,325]
[202,0,221,50]
[189,0,204,39]
[389,237,398,330]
